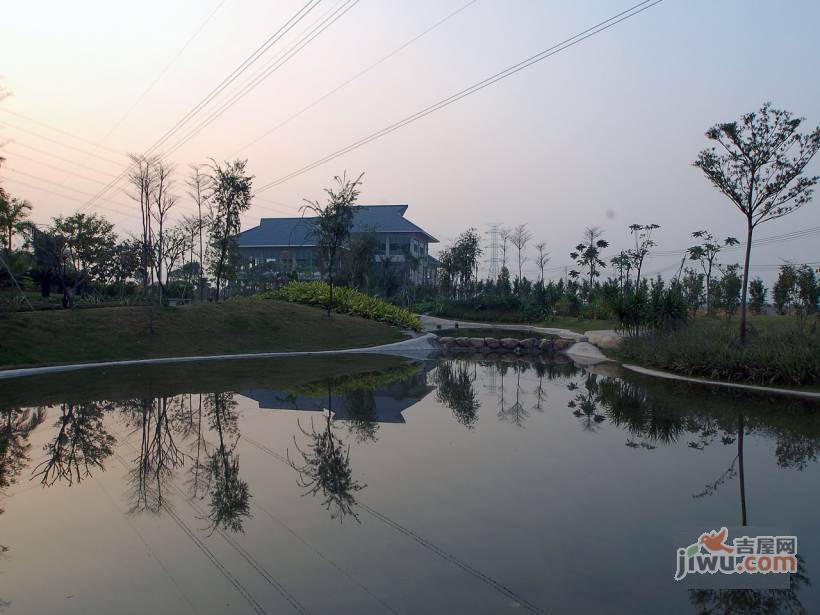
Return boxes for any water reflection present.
[1,355,819,613]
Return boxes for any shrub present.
[619,318,819,386]
[249,281,421,331]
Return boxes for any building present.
[236,204,438,284]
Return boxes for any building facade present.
[236,204,438,284]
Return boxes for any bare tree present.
[186,164,210,301]
[509,223,532,285]
[127,154,157,296]
[499,228,510,271]
[534,241,550,283]
[694,103,820,343]
[151,161,175,303]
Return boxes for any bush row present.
[250,281,422,331]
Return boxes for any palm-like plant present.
[0,197,32,253]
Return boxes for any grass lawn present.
[0,300,405,368]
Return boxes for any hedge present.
[249,281,421,331]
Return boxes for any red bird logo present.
[698,528,734,554]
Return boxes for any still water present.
[1,354,818,614]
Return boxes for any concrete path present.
[0,333,441,381]
[623,364,820,401]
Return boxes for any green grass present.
[615,316,819,388]
[0,301,405,369]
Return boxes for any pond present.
[1,354,819,614]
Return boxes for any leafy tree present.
[52,212,117,284]
[794,265,818,315]
[694,103,820,343]
[208,159,253,300]
[569,226,608,295]
[301,173,362,315]
[748,277,767,314]
[687,230,739,313]
[772,264,797,314]
[715,265,742,316]
[0,197,31,253]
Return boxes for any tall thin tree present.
[694,103,820,343]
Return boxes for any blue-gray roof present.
[237,204,438,247]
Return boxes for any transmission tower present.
[486,223,500,280]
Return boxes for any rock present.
[455,337,470,347]
[484,337,500,349]
[553,338,569,351]
[438,336,454,346]
[500,338,519,350]
[538,338,553,352]
[469,337,485,349]
[518,338,536,350]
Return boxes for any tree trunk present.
[328,275,333,318]
[739,222,753,345]
[737,411,747,526]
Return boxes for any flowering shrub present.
[251,281,421,331]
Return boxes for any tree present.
[499,228,510,270]
[151,161,175,303]
[715,265,742,316]
[794,265,818,315]
[127,154,158,295]
[0,197,32,253]
[52,212,117,283]
[534,241,549,283]
[627,223,659,286]
[208,159,253,300]
[186,164,210,301]
[687,230,739,314]
[748,278,767,314]
[301,172,363,316]
[509,224,532,285]
[694,103,820,343]
[772,264,796,314]
[569,226,608,294]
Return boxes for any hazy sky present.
[2,0,819,283]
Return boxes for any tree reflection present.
[566,372,605,431]
[33,402,114,487]
[498,364,529,427]
[1,407,45,510]
[122,397,188,514]
[433,359,480,428]
[204,392,251,534]
[689,554,810,614]
[288,384,364,522]
[343,388,379,443]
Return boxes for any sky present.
[1,0,819,284]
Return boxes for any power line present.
[164,0,359,157]
[0,109,128,157]
[3,176,135,219]
[254,0,664,193]
[0,121,125,166]
[231,0,478,157]
[78,0,324,212]
[2,141,120,177]
[53,0,230,189]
